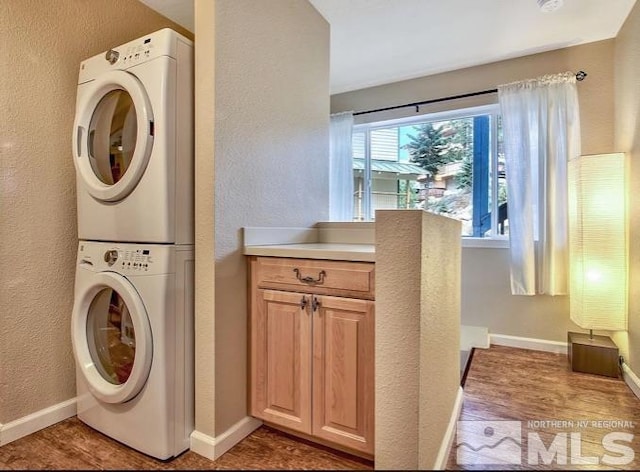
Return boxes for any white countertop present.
[243,243,375,262]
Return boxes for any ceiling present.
[139,0,636,94]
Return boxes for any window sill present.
[462,237,509,249]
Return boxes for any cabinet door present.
[312,295,374,454]
[250,289,312,434]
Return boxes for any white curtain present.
[498,72,581,295]
[329,111,354,221]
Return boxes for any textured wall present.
[212,0,330,435]
[375,210,461,469]
[461,248,575,340]
[332,40,615,343]
[418,212,461,470]
[332,40,615,155]
[193,0,217,438]
[0,0,190,424]
[613,2,640,370]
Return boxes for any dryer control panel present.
[119,41,155,67]
[77,28,193,83]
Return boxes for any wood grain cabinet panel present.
[248,256,375,458]
[312,295,374,455]
[250,289,312,434]
[253,256,375,300]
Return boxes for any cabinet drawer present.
[251,257,375,300]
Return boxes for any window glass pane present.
[351,106,507,238]
[358,126,425,219]
[352,130,366,220]
[496,115,509,236]
[403,118,475,235]
[352,130,365,160]
[370,128,398,161]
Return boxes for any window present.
[352,104,507,239]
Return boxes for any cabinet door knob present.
[312,296,320,312]
[300,295,308,310]
[293,269,326,285]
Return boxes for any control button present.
[104,250,118,266]
[105,49,119,65]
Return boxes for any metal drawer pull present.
[293,269,326,285]
[300,295,308,310]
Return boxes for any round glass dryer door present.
[72,70,154,202]
[88,90,137,186]
[72,272,152,404]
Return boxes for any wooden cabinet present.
[312,295,374,453]
[248,256,375,457]
[251,289,312,433]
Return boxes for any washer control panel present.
[119,248,153,272]
[77,242,174,275]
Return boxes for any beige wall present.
[613,2,640,371]
[376,210,460,469]
[0,0,190,425]
[461,248,573,340]
[332,40,616,342]
[193,0,329,437]
[193,0,217,439]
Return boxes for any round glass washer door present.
[71,271,152,404]
[72,70,154,202]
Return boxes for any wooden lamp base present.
[568,331,620,378]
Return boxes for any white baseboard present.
[190,416,262,461]
[433,386,464,470]
[622,362,640,399]
[490,333,568,354]
[0,398,76,446]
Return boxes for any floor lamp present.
[567,152,627,377]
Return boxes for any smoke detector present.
[538,0,564,12]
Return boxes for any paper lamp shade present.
[568,153,627,331]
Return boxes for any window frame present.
[352,103,509,247]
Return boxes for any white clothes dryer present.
[72,28,193,244]
[71,241,194,460]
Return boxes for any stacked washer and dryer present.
[70,29,195,460]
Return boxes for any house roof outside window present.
[352,158,426,180]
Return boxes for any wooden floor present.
[2,345,639,470]
[448,345,640,470]
[0,419,373,470]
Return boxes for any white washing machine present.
[72,28,193,244]
[71,241,194,460]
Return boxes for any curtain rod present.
[353,70,588,116]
